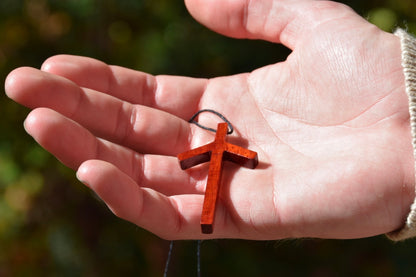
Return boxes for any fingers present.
[23,108,201,196]
[5,67,193,155]
[23,109,270,239]
[41,54,208,119]
[77,160,249,239]
[77,160,206,239]
[184,0,366,49]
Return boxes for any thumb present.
[185,0,368,49]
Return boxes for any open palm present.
[5,0,414,240]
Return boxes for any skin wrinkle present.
[129,186,146,231]
[243,0,250,38]
[343,109,405,130]
[271,169,279,234]
[92,138,102,170]
[190,79,215,149]
[186,124,196,153]
[245,73,282,233]
[186,166,197,192]
[153,76,199,153]
[231,79,249,130]
[261,0,278,40]
[244,0,274,40]
[259,108,306,156]
[198,78,212,116]
[277,2,302,48]
[307,2,355,29]
[190,172,208,194]
[278,15,293,46]
[280,3,352,49]
[255,66,403,129]
[246,56,406,235]
[245,73,276,133]
[69,84,84,121]
[222,199,243,236]
[168,196,185,235]
[173,119,185,154]
[247,196,271,236]
[131,186,145,227]
[129,105,141,147]
[114,100,132,145]
[133,151,144,187]
[267,1,298,44]
[105,64,117,98]
[304,91,397,128]
[107,65,155,106]
[247,200,257,233]
[121,65,155,107]
[182,78,210,158]
[193,77,209,120]
[144,72,158,107]
[154,75,164,111]
[247,60,408,235]
[245,77,270,147]
[245,0,292,43]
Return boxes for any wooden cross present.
[177,123,258,234]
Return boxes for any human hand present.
[5,0,415,240]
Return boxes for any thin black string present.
[189,109,233,134]
[164,109,232,277]
[163,241,174,277]
[197,240,202,277]
[189,109,232,277]
[163,240,202,277]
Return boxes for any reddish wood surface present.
[177,123,258,234]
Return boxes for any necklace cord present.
[188,109,233,135]
[164,109,231,276]
[163,241,174,277]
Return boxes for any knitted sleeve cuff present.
[387,29,416,241]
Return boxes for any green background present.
[1,0,416,276]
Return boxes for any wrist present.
[387,29,416,240]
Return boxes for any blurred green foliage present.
[1,0,416,276]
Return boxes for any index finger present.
[41,54,208,120]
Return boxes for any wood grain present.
[177,123,258,234]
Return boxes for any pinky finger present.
[76,159,204,239]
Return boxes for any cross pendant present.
[177,123,258,234]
